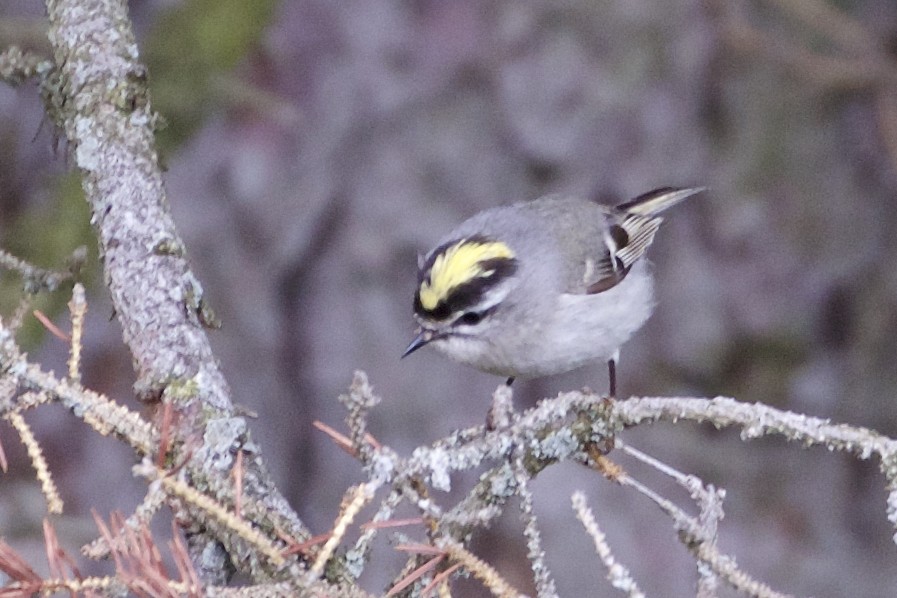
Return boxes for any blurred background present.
[3,0,897,596]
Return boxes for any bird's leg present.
[607,356,617,398]
[599,354,619,454]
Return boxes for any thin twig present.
[0,249,71,293]
[609,441,793,598]
[385,554,445,597]
[133,461,285,568]
[6,411,63,514]
[309,482,376,579]
[571,492,645,598]
[32,310,69,342]
[512,452,556,597]
[439,538,525,598]
[67,283,87,382]
[619,442,724,594]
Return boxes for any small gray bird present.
[403,187,704,394]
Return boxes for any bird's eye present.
[459,311,483,325]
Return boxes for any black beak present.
[402,329,434,358]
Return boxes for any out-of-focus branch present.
[708,0,897,90]
[0,46,52,86]
[0,248,78,293]
[706,0,897,175]
[764,0,877,56]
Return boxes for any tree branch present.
[42,0,311,584]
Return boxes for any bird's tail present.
[617,186,706,216]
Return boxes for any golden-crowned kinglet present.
[403,187,704,394]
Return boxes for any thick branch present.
[42,0,310,584]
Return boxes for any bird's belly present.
[432,264,656,379]
[492,270,655,378]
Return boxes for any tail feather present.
[617,186,706,216]
[611,186,705,269]
[613,214,661,270]
[586,186,705,294]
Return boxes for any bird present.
[403,187,704,396]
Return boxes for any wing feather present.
[581,187,703,295]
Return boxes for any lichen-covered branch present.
[40,0,311,584]
[571,491,645,598]
[0,248,76,294]
[0,46,52,87]
[318,372,897,596]
[0,305,365,594]
[612,395,897,462]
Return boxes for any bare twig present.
[440,538,526,598]
[67,283,87,382]
[32,310,69,342]
[325,375,897,594]
[133,460,286,568]
[385,554,445,597]
[339,371,382,463]
[571,491,645,598]
[5,411,63,514]
[82,489,166,560]
[309,482,376,579]
[619,442,724,594]
[512,452,556,597]
[0,249,72,293]
[609,441,792,598]
[344,487,404,580]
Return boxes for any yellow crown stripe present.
[418,240,515,311]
